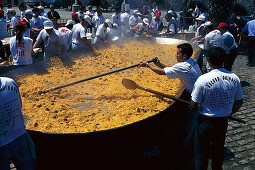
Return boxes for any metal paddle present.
[43,58,157,93]
[122,78,246,124]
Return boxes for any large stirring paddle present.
[122,78,246,124]
[43,58,157,93]
[122,78,189,104]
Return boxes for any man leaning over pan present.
[139,43,202,170]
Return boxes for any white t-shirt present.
[191,68,243,117]
[0,77,26,147]
[204,29,223,50]
[120,12,130,27]
[129,15,142,29]
[36,29,64,58]
[58,27,72,52]
[222,31,237,54]
[112,13,121,26]
[164,58,202,93]
[10,16,19,29]
[72,23,88,50]
[149,16,162,34]
[72,23,86,43]
[10,36,33,65]
[92,15,105,27]
[30,16,48,29]
[96,24,107,38]
[135,23,148,35]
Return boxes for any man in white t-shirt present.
[30,8,49,34]
[58,20,75,58]
[190,47,243,170]
[72,15,93,53]
[149,11,163,35]
[120,8,130,37]
[93,19,111,46]
[33,20,64,59]
[129,10,142,37]
[112,8,121,27]
[204,21,223,72]
[24,9,33,26]
[91,10,105,33]
[0,77,36,170]
[217,22,238,71]
[132,18,149,37]
[139,43,202,169]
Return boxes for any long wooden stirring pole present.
[122,78,246,124]
[43,58,157,93]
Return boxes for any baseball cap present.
[37,6,44,10]
[196,15,206,22]
[217,22,228,29]
[133,10,141,15]
[0,10,4,15]
[143,18,149,25]
[84,15,91,24]
[43,20,54,29]
[19,18,27,25]
[155,11,161,17]
[105,19,112,26]
[25,9,33,15]
[6,9,13,13]
[204,21,212,27]
[65,20,75,26]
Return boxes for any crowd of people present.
[0,2,253,170]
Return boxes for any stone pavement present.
[218,54,255,170]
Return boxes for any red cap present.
[19,18,27,25]
[72,13,79,21]
[217,22,228,29]
[72,13,78,17]
[0,10,4,15]
[155,11,161,17]
[88,14,93,18]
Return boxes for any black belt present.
[198,114,228,122]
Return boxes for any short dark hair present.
[177,43,193,58]
[208,47,226,67]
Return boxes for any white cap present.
[204,21,212,27]
[65,20,75,26]
[105,19,112,26]
[6,9,13,13]
[168,10,173,14]
[143,18,149,25]
[83,15,91,24]
[43,20,54,29]
[38,6,44,10]
[25,9,33,15]
[196,15,206,22]
[133,10,141,15]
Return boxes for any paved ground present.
[5,6,255,170]
[219,54,255,170]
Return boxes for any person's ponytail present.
[14,22,26,43]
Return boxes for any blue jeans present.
[197,115,228,170]
[0,133,35,170]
